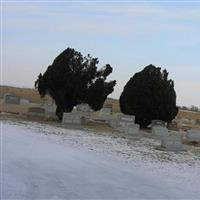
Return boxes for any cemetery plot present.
[62,112,85,126]
[118,114,135,123]
[151,123,183,152]
[161,134,183,152]
[98,107,112,121]
[109,114,139,135]
[186,129,200,142]
[152,126,169,137]
[27,107,45,120]
[4,94,20,104]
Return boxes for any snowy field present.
[1,119,200,199]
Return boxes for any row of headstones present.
[109,115,139,135]
[62,103,140,134]
[3,94,30,105]
[62,110,184,152]
[152,120,200,151]
[2,94,56,118]
[62,104,91,125]
[152,122,183,152]
[62,104,200,152]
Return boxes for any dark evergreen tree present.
[120,64,178,128]
[35,48,116,120]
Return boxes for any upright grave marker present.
[27,107,45,120]
[186,129,200,142]
[161,133,183,152]
[110,114,139,135]
[4,94,20,104]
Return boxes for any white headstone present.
[186,129,200,142]
[125,124,139,135]
[4,94,20,104]
[62,112,85,125]
[161,133,183,151]
[118,114,135,123]
[27,107,45,120]
[196,119,200,125]
[98,107,112,122]
[152,126,169,137]
[73,104,92,122]
[20,98,30,105]
[45,104,56,114]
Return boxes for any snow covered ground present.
[1,119,200,199]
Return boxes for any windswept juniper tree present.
[35,48,116,120]
[120,64,178,128]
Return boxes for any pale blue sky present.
[2,1,200,107]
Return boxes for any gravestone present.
[20,98,30,105]
[118,114,135,123]
[196,119,200,125]
[161,133,183,151]
[0,93,4,99]
[186,129,200,142]
[45,104,56,113]
[44,104,57,118]
[27,107,45,120]
[110,114,139,135]
[62,112,85,126]
[74,103,92,123]
[102,103,113,114]
[109,119,119,129]
[101,107,112,114]
[99,107,112,122]
[152,126,169,138]
[4,94,20,104]
[118,123,140,135]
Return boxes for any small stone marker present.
[103,103,113,112]
[186,129,200,142]
[118,114,135,123]
[62,112,85,125]
[161,133,183,151]
[101,107,112,115]
[74,104,92,123]
[98,107,112,122]
[45,104,56,113]
[152,126,169,137]
[0,93,4,99]
[122,123,140,135]
[20,98,30,104]
[196,119,200,125]
[99,107,112,121]
[109,119,118,128]
[27,107,45,120]
[4,94,20,104]
[109,114,139,135]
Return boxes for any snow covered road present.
[1,121,200,199]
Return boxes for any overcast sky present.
[2,1,200,107]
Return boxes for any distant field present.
[177,110,200,120]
